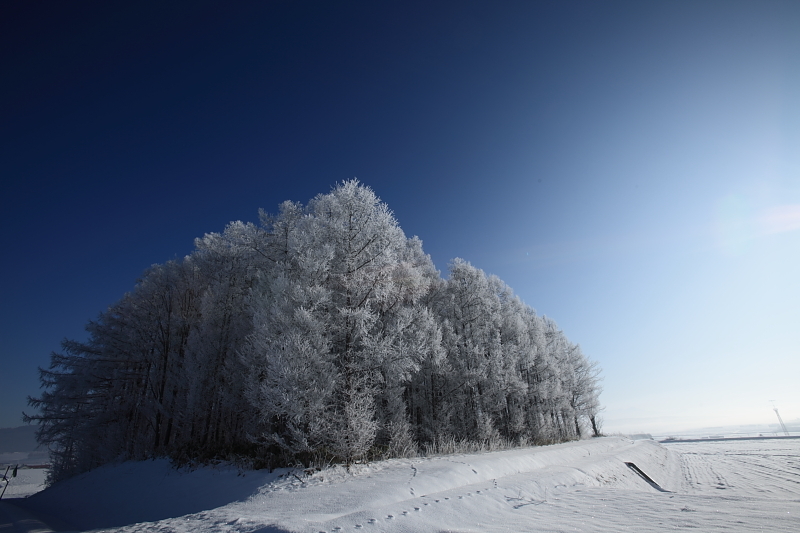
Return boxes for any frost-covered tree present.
[27,180,602,480]
[178,222,265,456]
[242,181,440,463]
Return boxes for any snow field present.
[11,437,800,532]
[0,467,47,498]
[666,439,800,498]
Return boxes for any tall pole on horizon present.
[770,401,790,436]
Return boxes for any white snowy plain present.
[0,467,47,499]
[4,436,800,532]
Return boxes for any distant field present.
[1,467,47,498]
[0,425,49,467]
[662,438,800,498]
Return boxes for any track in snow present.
[666,439,800,498]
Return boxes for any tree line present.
[26,180,602,483]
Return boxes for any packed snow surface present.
[8,437,800,532]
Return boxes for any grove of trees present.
[26,180,602,483]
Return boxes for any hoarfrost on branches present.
[25,180,602,482]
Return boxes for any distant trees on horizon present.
[25,180,602,483]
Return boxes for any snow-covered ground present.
[4,436,799,532]
[0,466,47,498]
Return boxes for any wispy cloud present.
[760,204,800,235]
[507,201,800,268]
[714,195,800,255]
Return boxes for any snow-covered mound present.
[16,438,672,531]
[11,436,800,532]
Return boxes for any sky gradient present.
[2,0,799,434]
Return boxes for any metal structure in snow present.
[770,401,790,436]
[0,464,18,500]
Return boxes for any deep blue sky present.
[2,0,799,433]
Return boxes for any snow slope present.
[9,437,800,532]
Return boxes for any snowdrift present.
[17,437,682,531]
